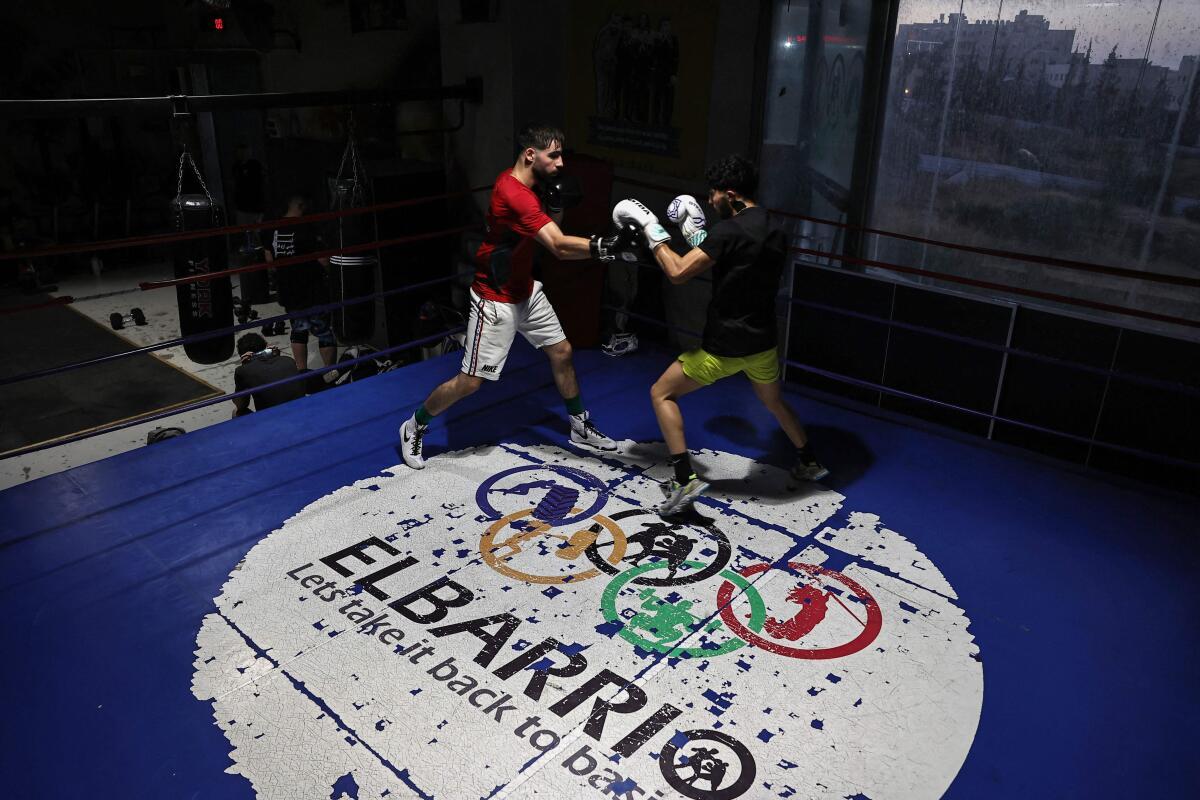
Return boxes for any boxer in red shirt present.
[399,124,630,468]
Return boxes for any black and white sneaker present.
[791,450,829,482]
[569,411,617,451]
[399,416,427,469]
[601,332,639,357]
[657,476,710,517]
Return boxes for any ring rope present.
[782,357,1200,471]
[789,244,1200,329]
[1,221,480,315]
[0,326,466,461]
[0,184,491,263]
[601,303,1199,472]
[138,224,479,291]
[613,174,1200,288]
[0,273,461,387]
[787,295,1200,399]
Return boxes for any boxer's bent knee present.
[544,338,572,361]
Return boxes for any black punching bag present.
[172,194,234,363]
[328,179,376,343]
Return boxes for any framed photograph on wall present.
[567,1,718,178]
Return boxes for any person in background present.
[264,193,337,373]
[231,332,305,417]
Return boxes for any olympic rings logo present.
[475,465,882,662]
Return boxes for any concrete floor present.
[0,261,317,490]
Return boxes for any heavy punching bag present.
[171,153,234,364]
[327,119,377,342]
[328,178,376,343]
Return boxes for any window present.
[870,1,1200,340]
[759,1,875,270]
[761,1,873,221]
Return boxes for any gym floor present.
[1,263,296,489]
[1,339,1196,799]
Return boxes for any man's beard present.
[533,163,557,184]
[714,197,734,220]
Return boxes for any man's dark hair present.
[705,154,759,198]
[517,124,566,153]
[237,332,268,356]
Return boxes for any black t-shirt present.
[234,353,305,411]
[697,206,787,357]
[272,223,326,311]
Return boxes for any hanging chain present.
[335,109,368,207]
[175,149,214,204]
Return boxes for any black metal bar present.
[608,297,1200,472]
[788,296,1200,398]
[844,1,901,262]
[0,79,483,119]
[784,358,1200,471]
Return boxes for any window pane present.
[761,0,873,220]
[871,1,1200,341]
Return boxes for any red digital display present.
[213,17,224,30]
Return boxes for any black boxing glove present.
[589,222,645,263]
[542,174,584,214]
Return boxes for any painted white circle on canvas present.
[192,443,982,799]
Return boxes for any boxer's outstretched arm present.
[535,220,604,261]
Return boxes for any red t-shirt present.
[473,171,552,303]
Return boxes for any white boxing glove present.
[666,194,707,247]
[612,198,671,251]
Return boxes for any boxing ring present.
[2,334,1197,798]
[2,93,1199,800]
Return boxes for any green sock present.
[564,395,585,416]
[415,405,433,426]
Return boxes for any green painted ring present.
[600,560,766,658]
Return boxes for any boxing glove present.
[612,198,671,251]
[666,194,708,247]
[541,174,584,214]
[589,222,644,263]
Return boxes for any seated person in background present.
[265,193,337,372]
[232,333,305,417]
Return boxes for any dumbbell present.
[232,297,260,325]
[261,320,287,337]
[109,308,147,330]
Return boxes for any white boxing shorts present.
[461,280,566,381]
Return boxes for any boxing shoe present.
[791,448,830,482]
[657,475,710,517]
[399,416,427,469]
[569,411,617,451]
[601,332,639,357]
